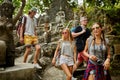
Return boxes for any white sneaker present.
[83,62,87,67]
[34,63,42,69]
[72,77,77,80]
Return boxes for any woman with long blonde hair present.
[52,28,76,80]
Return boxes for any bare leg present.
[23,46,31,63]
[33,44,40,64]
[88,74,95,80]
[61,63,72,80]
[73,61,82,72]
[68,66,73,74]
[68,66,74,79]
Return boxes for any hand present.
[51,58,56,66]
[73,64,77,72]
[103,58,110,70]
[82,29,86,33]
[89,55,97,61]
[20,37,24,44]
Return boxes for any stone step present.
[73,67,86,79]
[75,67,86,71]
[0,63,34,80]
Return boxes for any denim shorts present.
[59,55,74,66]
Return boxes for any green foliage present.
[0,0,119,36]
[0,0,3,3]
[85,0,120,35]
[13,0,21,7]
[86,0,119,8]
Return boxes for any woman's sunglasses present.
[91,26,100,31]
[62,32,67,34]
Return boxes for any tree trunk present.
[13,0,26,26]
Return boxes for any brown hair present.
[92,22,107,46]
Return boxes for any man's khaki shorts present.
[24,35,38,45]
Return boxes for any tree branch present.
[13,0,26,26]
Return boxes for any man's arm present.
[19,24,24,43]
[34,18,38,36]
[71,29,86,38]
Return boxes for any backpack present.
[16,16,27,38]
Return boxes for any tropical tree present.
[0,0,78,24]
[85,0,120,35]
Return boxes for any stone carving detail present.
[43,15,52,43]
[0,0,15,67]
[55,7,65,32]
[110,44,120,76]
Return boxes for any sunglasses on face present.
[62,32,68,34]
[91,26,100,31]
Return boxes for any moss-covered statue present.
[0,0,15,67]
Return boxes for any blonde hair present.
[62,28,73,42]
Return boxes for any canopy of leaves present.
[86,0,119,8]
[85,0,120,35]
[0,0,120,35]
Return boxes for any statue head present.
[0,1,15,18]
[44,15,50,23]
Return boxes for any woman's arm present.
[53,41,60,58]
[83,38,89,58]
[106,45,111,61]
[73,45,77,64]
[52,40,61,65]
[104,45,111,70]
[83,38,97,61]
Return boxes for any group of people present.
[52,17,111,80]
[19,7,111,80]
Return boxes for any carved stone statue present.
[55,7,65,32]
[0,0,15,67]
[43,15,52,43]
[0,41,6,67]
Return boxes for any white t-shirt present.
[22,15,37,36]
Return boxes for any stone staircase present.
[0,63,34,80]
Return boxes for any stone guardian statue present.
[0,0,15,67]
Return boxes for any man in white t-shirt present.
[20,7,41,69]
